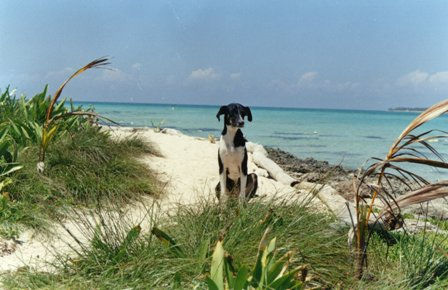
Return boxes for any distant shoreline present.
[72,100,394,113]
[69,100,432,114]
[388,107,426,112]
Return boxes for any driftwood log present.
[246,142,298,187]
[297,181,355,226]
[246,142,356,226]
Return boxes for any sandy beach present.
[3,125,448,275]
[0,126,324,274]
[121,127,313,206]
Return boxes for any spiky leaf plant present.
[353,99,448,278]
[206,228,307,290]
[39,57,111,165]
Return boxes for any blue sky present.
[1,0,447,109]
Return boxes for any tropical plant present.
[151,226,307,289]
[0,154,22,238]
[39,57,111,166]
[353,99,448,278]
[206,228,307,290]
[0,123,23,180]
[0,83,99,164]
[151,119,165,133]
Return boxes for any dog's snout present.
[238,121,245,127]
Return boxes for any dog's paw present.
[238,194,248,203]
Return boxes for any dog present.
[215,103,258,201]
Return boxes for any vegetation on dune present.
[365,231,448,289]
[0,58,158,238]
[4,196,448,289]
[39,57,110,164]
[1,126,157,237]
[206,228,308,289]
[2,198,353,288]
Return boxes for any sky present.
[1,0,447,110]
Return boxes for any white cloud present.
[429,71,448,84]
[397,69,448,90]
[230,72,241,80]
[188,67,219,81]
[397,70,429,86]
[298,71,318,84]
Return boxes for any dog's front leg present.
[220,171,229,202]
[218,150,229,201]
[239,174,247,201]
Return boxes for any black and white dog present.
[215,103,258,201]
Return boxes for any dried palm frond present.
[45,57,110,125]
[389,100,448,156]
[378,181,448,220]
[38,58,111,164]
[359,100,448,219]
[353,99,448,278]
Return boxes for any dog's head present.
[216,103,252,128]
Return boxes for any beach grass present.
[360,230,448,289]
[3,195,448,289]
[0,125,159,238]
[1,79,160,238]
[1,197,354,288]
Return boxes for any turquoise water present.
[77,101,448,179]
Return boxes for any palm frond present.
[378,181,448,220]
[45,57,110,123]
[386,157,448,169]
[388,99,448,158]
[352,99,448,278]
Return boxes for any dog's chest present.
[219,140,245,179]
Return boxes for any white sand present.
[124,128,304,207]
[0,127,315,274]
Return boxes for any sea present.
[75,101,448,180]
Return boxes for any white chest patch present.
[219,138,245,180]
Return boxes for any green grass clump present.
[0,126,158,237]
[0,86,88,161]
[4,197,448,289]
[364,229,448,289]
[1,82,159,238]
[2,198,354,289]
[428,218,448,231]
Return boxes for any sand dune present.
[1,127,319,273]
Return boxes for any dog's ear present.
[242,106,252,122]
[216,105,228,121]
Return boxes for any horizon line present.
[71,99,402,113]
